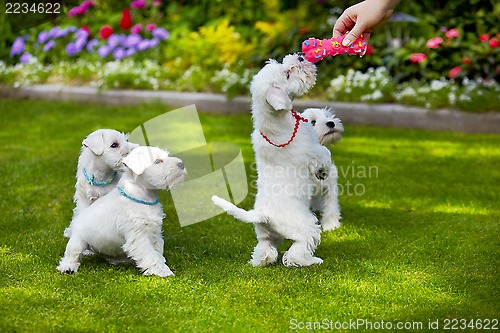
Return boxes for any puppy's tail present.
[211,195,266,224]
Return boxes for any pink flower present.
[68,6,86,17]
[489,38,499,49]
[479,34,490,42]
[146,24,156,31]
[410,53,427,63]
[449,66,461,79]
[152,0,162,6]
[426,37,444,49]
[462,57,471,64]
[445,28,459,39]
[131,0,146,9]
[131,24,142,34]
[81,1,95,9]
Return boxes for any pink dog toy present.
[302,35,367,63]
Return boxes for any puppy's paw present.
[57,261,79,274]
[282,252,323,267]
[308,257,324,265]
[321,218,341,231]
[63,227,72,238]
[315,167,329,181]
[143,265,175,277]
[321,214,342,231]
[250,247,278,267]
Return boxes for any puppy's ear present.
[122,148,152,175]
[83,131,105,156]
[266,85,292,111]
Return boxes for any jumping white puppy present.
[64,129,138,238]
[302,107,344,231]
[57,146,186,277]
[212,54,331,267]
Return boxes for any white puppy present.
[64,129,138,238]
[57,146,186,277]
[302,107,344,231]
[212,54,332,267]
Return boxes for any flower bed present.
[1,0,499,112]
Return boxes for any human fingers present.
[341,23,367,46]
[332,9,356,38]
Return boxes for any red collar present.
[260,109,308,148]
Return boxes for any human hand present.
[332,0,400,46]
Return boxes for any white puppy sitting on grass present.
[57,146,186,277]
[64,129,138,238]
[302,107,344,231]
[212,54,332,268]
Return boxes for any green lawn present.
[0,99,498,332]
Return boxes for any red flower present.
[99,25,113,39]
[298,27,310,35]
[410,53,427,63]
[445,28,459,39]
[120,9,133,30]
[364,43,373,56]
[449,66,461,79]
[426,37,444,49]
[489,38,499,49]
[479,34,490,42]
[462,57,471,64]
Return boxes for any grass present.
[0,99,499,332]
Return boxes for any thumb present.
[342,25,365,46]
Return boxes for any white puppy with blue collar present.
[64,129,138,238]
[57,146,186,277]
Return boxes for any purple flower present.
[131,0,146,9]
[107,34,121,49]
[20,52,31,64]
[49,26,67,38]
[75,37,87,50]
[136,39,151,51]
[150,38,160,47]
[43,40,55,52]
[113,47,125,60]
[125,48,136,57]
[10,37,25,57]
[76,28,89,40]
[97,45,111,57]
[123,34,141,48]
[67,26,77,33]
[66,42,81,56]
[151,27,169,40]
[86,39,99,53]
[37,31,50,44]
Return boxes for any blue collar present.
[117,186,159,205]
[83,169,117,186]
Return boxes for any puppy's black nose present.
[298,56,304,62]
[177,162,185,170]
[326,121,336,128]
